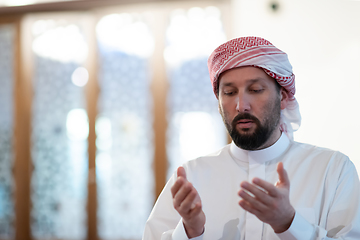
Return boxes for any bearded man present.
[142,37,360,240]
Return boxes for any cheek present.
[263,98,281,118]
[219,103,232,120]
[219,103,227,116]
[220,96,238,109]
[253,97,269,111]
[256,96,280,118]
[220,102,236,117]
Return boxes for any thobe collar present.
[230,132,290,164]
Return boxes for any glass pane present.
[165,7,228,178]
[0,23,15,240]
[31,19,88,240]
[96,13,154,239]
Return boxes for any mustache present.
[231,113,260,127]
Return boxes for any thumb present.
[177,166,187,179]
[276,162,290,188]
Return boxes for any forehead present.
[218,66,275,87]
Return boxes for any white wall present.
[231,0,360,172]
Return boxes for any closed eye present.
[250,89,264,93]
[224,91,235,96]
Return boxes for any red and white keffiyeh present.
[207,36,301,139]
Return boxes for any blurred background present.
[0,0,359,239]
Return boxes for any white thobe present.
[143,133,360,240]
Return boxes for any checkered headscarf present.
[208,36,301,139]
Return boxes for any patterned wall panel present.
[165,7,228,178]
[96,13,154,239]
[0,24,15,240]
[31,21,88,240]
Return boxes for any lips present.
[232,113,259,130]
[238,119,253,124]
[237,119,254,128]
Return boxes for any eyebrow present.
[221,78,264,87]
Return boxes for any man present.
[143,37,360,239]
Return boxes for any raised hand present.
[238,162,295,233]
[171,166,206,238]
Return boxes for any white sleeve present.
[172,221,204,240]
[277,211,315,240]
[278,159,360,240]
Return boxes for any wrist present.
[183,222,204,238]
[272,211,295,233]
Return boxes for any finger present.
[240,181,270,200]
[188,202,202,218]
[277,162,290,188]
[177,166,187,179]
[171,166,188,197]
[251,178,279,198]
[178,188,198,212]
[238,188,267,211]
[171,177,185,198]
[173,182,194,209]
[239,199,260,216]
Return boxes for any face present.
[218,66,288,150]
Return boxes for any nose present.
[235,94,251,113]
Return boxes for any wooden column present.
[14,15,32,240]
[84,16,99,240]
[148,10,169,201]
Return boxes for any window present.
[95,13,155,239]
[0,1,230,239]
[0,23,15,239]
[164,7,227,178]
[30,18,89,239]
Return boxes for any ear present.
[280,88,289,110]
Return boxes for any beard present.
[220,99,281,150]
